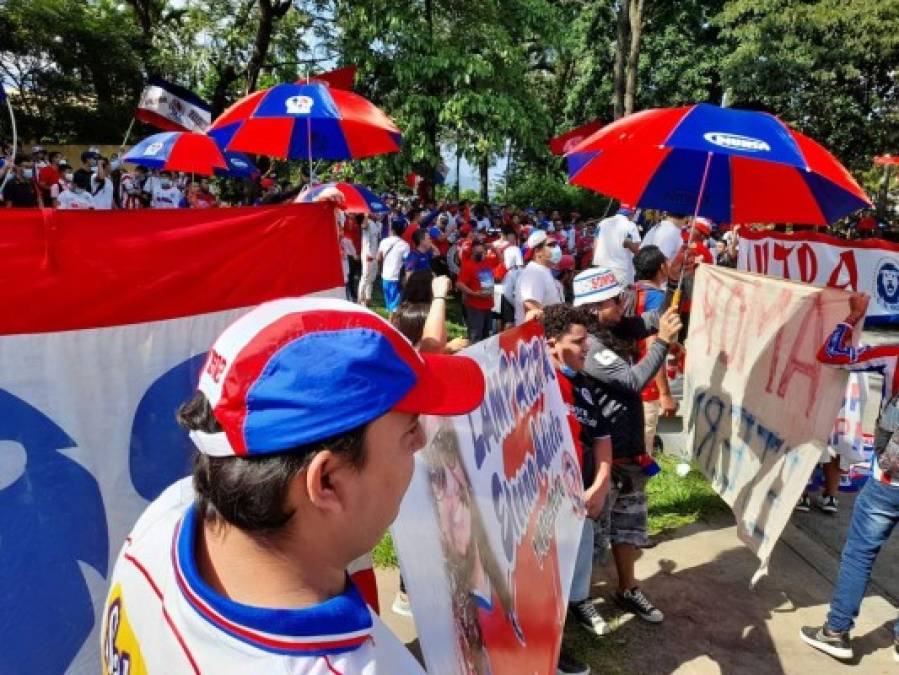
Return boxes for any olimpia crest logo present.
[703,132,771,153]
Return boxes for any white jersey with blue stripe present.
[101,478,425,674]
[818,322,899,487]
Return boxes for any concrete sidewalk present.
[377,513,898,674]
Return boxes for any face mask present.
[110,160,121,171]
[160,179,172,189]
[22,169,33,180]
[559,363,577,378]
[549,246,563,265]
[551,268,561,279]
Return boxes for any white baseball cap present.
[526,230,548,249]
[573,267,622,307]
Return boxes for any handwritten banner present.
[737,229,899,325]
[391,322,583,675]
[829,372,870,468]
[685,266,850,581]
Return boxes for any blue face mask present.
[559,364,577,377]
[549,246,563,265]
[552,268,562,279]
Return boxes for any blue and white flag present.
[136,77,211,133]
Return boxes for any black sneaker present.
[795,494,811,512]
[799,625,853,660]
[615,587,664,623]
[568,599,611,636]
[557,648,590,675]
[815,494,839,514]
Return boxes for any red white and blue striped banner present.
[0,204,343,673]
[136,78,212,133]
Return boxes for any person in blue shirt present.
[404,229,437,276]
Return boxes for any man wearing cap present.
[592,206,641,285]
[101,297,485,674]
[514,230,565,325]
[640,213,688,262]
[572,268,682,627]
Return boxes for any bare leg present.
[612,543,637,592]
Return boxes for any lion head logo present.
[876,260,899,311]
[285,95,314,115]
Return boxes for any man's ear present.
[304,450,348,514]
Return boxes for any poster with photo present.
[392,321,584,675]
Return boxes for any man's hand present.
[657,307,683,342]
[847,292,870,323]
[659,392,678,417]
[432,275,452,298]
[583,484,606,520]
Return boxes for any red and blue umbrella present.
[566,103,871,226]
[216,152,259,179]
[208,82,401,160]
[297,182,389,214]
[124,131,227,176]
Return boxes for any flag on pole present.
[548,119,604,156]
[305,65,357,90]
[135,77,212,133]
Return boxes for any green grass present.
[646,454,729,535]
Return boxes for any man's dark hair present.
[73,170,91,191]
[668,212,688,220]
[543,304,589,340]
[178,392,366,534]
[411,228,427,248]
[391,219,406,236]
[634,245,667,282]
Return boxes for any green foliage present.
[716,0,899,171]
[646,454,729,535]
[498,168,612,216]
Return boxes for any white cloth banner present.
[685,266,850,582]
[737,229,899,325]
[391,322,583,675]
[828,372,870,468]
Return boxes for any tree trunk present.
[455,146,461,201]
[211,64,239,118]
[245,0,291,95]
[479,153,489,202]
[624,0,645,116]
[420,0,438,202]
[612,1,629,119]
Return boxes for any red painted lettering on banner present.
[753,242,769,275]
[797,244,817,283]
[765,293,824,417]
[773,243,795,280]
[825,250,859,291]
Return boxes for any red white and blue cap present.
[573,267,622,307]
[191,297,485,457]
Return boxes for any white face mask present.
[21,169,34,179]
[110,160,120,171]
[63,172,74,183]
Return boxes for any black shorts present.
[500,296,515,323]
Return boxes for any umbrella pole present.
[672,150,713,310]
[305,69,313,186]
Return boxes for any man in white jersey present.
[641,212,688,261]
[150,170,183,208]
[592,206,641,284]
[801,292,899,663]
[514,230,564,325]
[101,297,485,674]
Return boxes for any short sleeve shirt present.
[458,260,496,310]
[557,370,610,486]
[514,262,564,325]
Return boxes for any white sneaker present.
[569,599,611,636]
[815,494,838,514]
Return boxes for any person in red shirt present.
[456,239,495,343]
[38,152,63,206]
[194,178,219,208]
[688,218,715,265]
